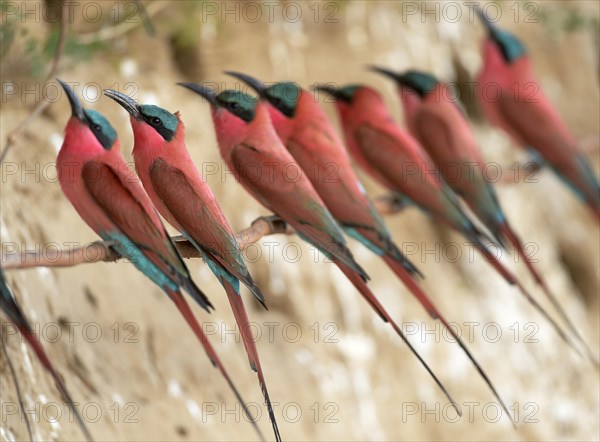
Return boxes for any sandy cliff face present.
[1,2,598,441]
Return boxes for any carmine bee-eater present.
[371,67,597,364]
[103,89,280,442]
[179,82,464,417]
[475,8,600,220]
[316,84,587,367]
[56,80,263,440]
[1,267,93,441]
[226,71,511,409]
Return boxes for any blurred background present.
[1,1,599,441]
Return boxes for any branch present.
[0,1,68,164]
[2,216,291,270]
[2,196,405,271]
[77,1,169,45]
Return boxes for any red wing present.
[230,143,360,268]
[81,161,186,280]
[413,108,465,164]
[148,158,248,279]
[496,92,576,164]
[286,137,386,234]
[355,124,450,215]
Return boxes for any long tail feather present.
[473,240,591,364]
[498,223,599,367]
[167,290,266,441]
[382,255,514,426]
[18,325,94,441]
[222,280,281,442]
[335,260,462,417]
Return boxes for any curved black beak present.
[57,78,86,121]
[368,65,401,83]
[224,71,267,97]
[474,5,495,35]
[311,85,349,102]
[177,82,217,105]
[104,89,142,119]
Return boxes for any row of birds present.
[2,9,599,442]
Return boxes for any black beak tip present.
[223,71,267,95]
[473,5,494,32]
[103,88,142,119]
[368,65,400,82]
[312,85,339,100]
[177,82,218,105]
[57,77,86,121]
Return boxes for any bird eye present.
[93,124,101,132]
[230,102,240,110]
[151,117,162,126]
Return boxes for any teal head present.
[369,66,439,99]
[58,78,117,150]
[103,89,180,141]
[475,6,526,63]
[178,82,258,123]
[311,84,363,104]
[224,72,302,119]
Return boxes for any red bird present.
[1,267,92,441]
[225,71,511,409]
[180,82,464,416]
[56,80,263,439]
[475,7,599,220]
[317,83,587,367]
[371,67,596,363]
[104,89,279,442]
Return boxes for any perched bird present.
[1,267,93,441]
[371,67,597,364]
[475,7,600,219]
[316,84,585,366]
[104,89,280,442]
[226,71,509,407]
[180,82,463,416]
[56,80,263,439]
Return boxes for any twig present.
[1,334,34,441]
[0,1,68,164]
[77,1,169,45]
[2,196,405,271]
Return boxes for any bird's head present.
[369,67,439,99]
[475,6,526,64]
[104,89,181,149]
[225,72,302,119]
[58,79,117,152]
[312,84,371,119]
[178,82,259,123]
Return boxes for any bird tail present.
[181,277,214,313]
[221,280,281,442]
[17,325,94,441]
[381,255,514,425]
[167,289,266,441]
[497,222,599,366]
[469,235,596,366]
[386,242,424,279]
[334,260,462,417]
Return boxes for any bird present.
[225,71,513,409]
[1,267,93,441]
[370,67,597,365]
[103,88,280,442]
[179,81,464,417]
[315,83,587,368]
[474,7,600,220]
[55,79,264,440]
